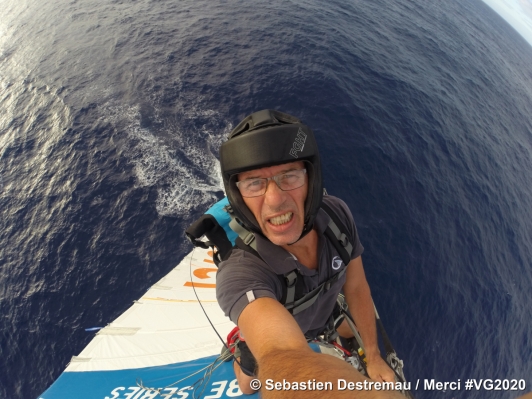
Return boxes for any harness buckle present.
[339,233,349,247]
[223,204,233,214]
[285,271,297,288]
[243,232,255,246]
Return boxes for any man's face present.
[237,161,308,246]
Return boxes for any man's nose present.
[263,179,285,206]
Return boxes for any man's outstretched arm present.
[238,296,403,398]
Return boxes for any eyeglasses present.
[236,169,307,198]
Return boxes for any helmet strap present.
[287,222,313,245]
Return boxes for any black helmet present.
[220,109,323,239]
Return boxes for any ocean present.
[0,0,531,398]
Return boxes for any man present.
[216,110,400,398]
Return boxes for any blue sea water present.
[0,0,531,398]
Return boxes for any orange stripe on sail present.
[184,281,216,288]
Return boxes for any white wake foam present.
[104,102,230,217]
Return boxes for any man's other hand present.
[366,356,396,383]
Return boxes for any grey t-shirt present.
[216,195,364,335]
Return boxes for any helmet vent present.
[228,109,302,139]
[251,109,278,127]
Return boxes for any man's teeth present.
[269,212,293,226]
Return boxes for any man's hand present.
[365,356,396,382]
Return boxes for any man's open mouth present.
[268,212,293,226]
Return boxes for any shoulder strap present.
[283,200,355,314]
[284,268,347,315]
[226,209,265,263]
[320,200,353,265]
[229,217,257,252]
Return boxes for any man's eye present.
[281,173,296,181]
[245,180,263,189]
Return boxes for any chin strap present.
[287,223,312,245]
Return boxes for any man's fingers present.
[385,371,396,383]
